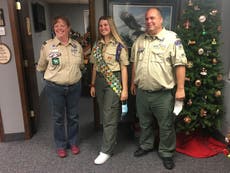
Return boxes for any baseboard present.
[2,132,25,142]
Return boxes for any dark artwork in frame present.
[32,3,46,32]
[104,0,180,47]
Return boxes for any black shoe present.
[134,147,153,157]
[161,157,175,170]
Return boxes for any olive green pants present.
[136,88,175,157]
[95,72,120,155]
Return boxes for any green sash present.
[93,44,122,97]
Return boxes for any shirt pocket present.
[104,48,116,65]
[151,49,166,63]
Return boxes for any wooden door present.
[7,0,39,139]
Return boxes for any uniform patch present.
[175,39,182,46]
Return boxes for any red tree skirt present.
[176,132,226,158]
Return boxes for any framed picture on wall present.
[104,0,180,47]
[0,9,5,26]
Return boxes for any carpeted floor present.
[0,90,229,173]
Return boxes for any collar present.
[53,37,75,47]
[144,28,166,41]
[98,37,116,45]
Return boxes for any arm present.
[175,65,186,100]
[90,64,97,97]
[120,65,128,101]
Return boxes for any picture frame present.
[0,9,5,26]
[104,0,180,47]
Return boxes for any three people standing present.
[37,6,187,170]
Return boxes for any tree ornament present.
[186,61,193,68]
[217,74,223,81]
[212,58,218,65]
[184,116,191,124]
[194,5,200,11]
[210,9,218,16]
[212,38,217,45]
[188,0,193,6]
[195,79,202,87]
[185,77,191,81]
[200,108,207,117]
[216,109,220,115]
[187,99,192,106]
[200,67,207,76]
[184,20,191,29]
[198,48,204,55]
[199,15,206,23]
[214,90,221,97]
[188,40,196,45]
[202,27,207,35]
[217,26,221,32]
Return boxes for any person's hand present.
[175,88,185,101]
[120,89,128,101]
[130,83,136,95]
[90,86,96,97]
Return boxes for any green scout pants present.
[95,72,120,155]
[136,88,176,157]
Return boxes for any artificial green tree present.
[175,0,224,134]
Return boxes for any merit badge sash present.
[93,44,122,97]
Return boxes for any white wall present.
[0,0,25,134]
[220,0,230,134]
[29,0,52,94]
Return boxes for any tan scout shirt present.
[90,38,129,71]
[130,28,187,91]
[37,37,84,85]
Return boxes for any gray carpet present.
[0,91,230,173]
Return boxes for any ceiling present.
[42,0,88,4]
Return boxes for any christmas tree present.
[175,0,224,134]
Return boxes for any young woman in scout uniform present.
[37,16,84,158]
[90,16,129,164]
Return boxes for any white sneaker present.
[94,152,111,164]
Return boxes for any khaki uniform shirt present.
[130,28,187,91]
[90,38,129,71]
[37,37,84,85]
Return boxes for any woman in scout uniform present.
[37,16,84,158]
[90,16,129,164]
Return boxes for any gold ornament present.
[198,48,204,55]
[188,0,193,6]
[200,68,207,76]
[184,116,191,124]
[212,38,217,45]
[210,9,218,16]
[186,61,193,68]
[212,58,218,65]
[194,5,200,10]
[187,99,192,106]
[199,15,206,23]
[195,80,202,87]
[214,90,221,97]
[185,77,190,81]
[217,26,221,32]
[200,108,207,117]
[217,74,223,81]
[188,40,196,45]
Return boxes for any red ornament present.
[184,20,191,29]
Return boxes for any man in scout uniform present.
[130,8,187,170]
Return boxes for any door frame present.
[6,0,32,140]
